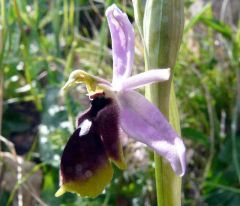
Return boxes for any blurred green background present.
[0,0,239,205]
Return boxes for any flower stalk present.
[134,0,185,205]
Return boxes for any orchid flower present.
[56,4,186,198]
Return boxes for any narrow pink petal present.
[106,4,135,85]
[117,90,186,176]
[121,69,170,90]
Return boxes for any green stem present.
[231,65,240,182]
[69,0,75,42]
[0,68,3,148]
[0,0,7,150]
[63,0,69,38]
[139,0,184,204]
[13,0,42,111]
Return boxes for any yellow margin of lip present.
[55,160,113,198]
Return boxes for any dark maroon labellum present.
[60,94,122,183]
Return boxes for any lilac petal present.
[121,69,170,91]
[106,4,135,85]
[117,90,186,176]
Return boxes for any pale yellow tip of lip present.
[55,187,66,197]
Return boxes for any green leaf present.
[200,17,232,39]
[184,3,211,33]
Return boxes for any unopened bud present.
[142,0,184,69]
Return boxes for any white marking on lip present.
[79,119,92,136]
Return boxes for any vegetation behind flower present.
[0,0,239,205]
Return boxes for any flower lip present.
[57,126,113,198]
[89,91,105,100]
[57,92,125,197]
[90,94,112,117]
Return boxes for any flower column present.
[133,0,185,205]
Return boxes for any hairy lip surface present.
[60,94,124,185]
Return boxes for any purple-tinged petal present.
[117,90,186,176]
[121,69,170,91]
[106,4,135,85]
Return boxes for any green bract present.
[134,0,184,68]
